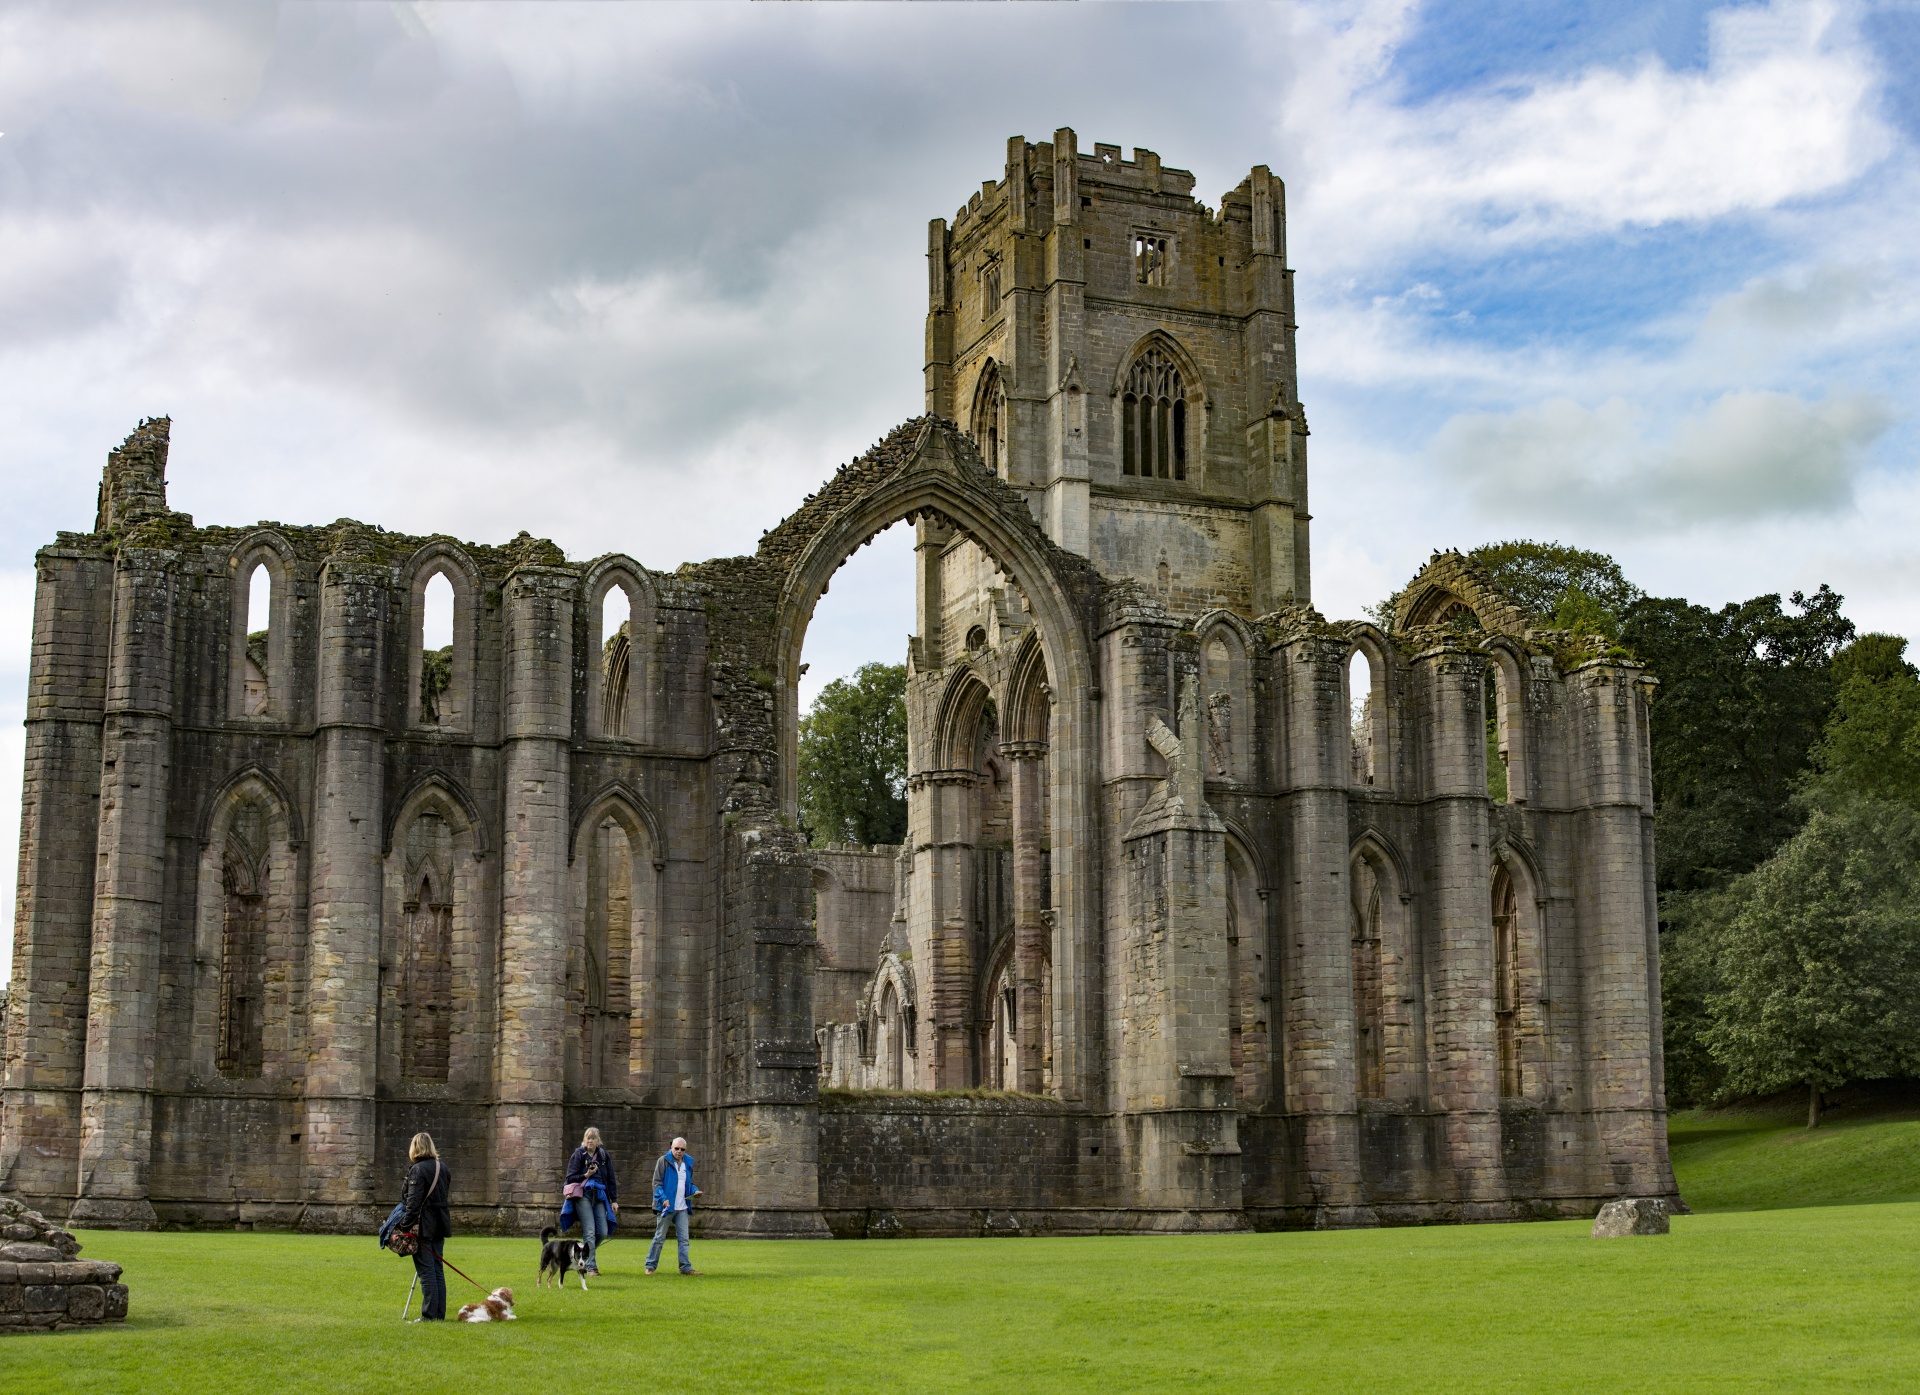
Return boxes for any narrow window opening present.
[420,572,455,726]
[1122,393,1140,475]
[1134,233,1168,286]
[244,563,272,717]
[1350,649,1375,786]
[1485,666,1509,803]
[602,586,632,738]
[983,264,1001,317]
[1172,398,1187,480]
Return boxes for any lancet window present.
[1121,349,1187,480]
[402,868,454,1083]
[1493,866,1521,1098]
[972,360,1008,479]
[1351,859,1386,1100]
[216,799,269,1079]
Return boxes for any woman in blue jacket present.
[564,1126,618,1276]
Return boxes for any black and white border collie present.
[538,1226,591,1290]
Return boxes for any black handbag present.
[388,1160,440,1257]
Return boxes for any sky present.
[3,0,1917,977]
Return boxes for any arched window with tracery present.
[1121,348,1188,481]
[217,798,269,1079]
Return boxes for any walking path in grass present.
[13,1206,1920,1393]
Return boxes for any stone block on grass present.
[1591,1197,1670,1237]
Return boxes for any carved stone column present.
[494,565,575,1222]
[1005,740,1049,1093]
[302,556,387,1230]
[72,545,177,1228]
[1117,679,1243,1228]
[1414,639,1507,1213]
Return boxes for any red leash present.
[432,1248,488,1294]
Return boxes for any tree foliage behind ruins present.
[798,662,909,847]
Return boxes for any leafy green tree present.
[1806,634,1920,809]
[1621,586,1854,893]
[1469,539,1642,628]
[798,662,909,846]
[1700,799,1920,1126]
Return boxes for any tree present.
[798,662,909,846]
[1806,634,1920,809]
[1700,799,1920,1126]
[1469,539,1642,630]
[1621,586,1854,893]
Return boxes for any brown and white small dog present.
[456,1286,516,1322]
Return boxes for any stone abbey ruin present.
[2,130,1676,1235]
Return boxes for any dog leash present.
[438,1251,488,1294]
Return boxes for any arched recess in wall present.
[194,770,302,1081]
[1196,611,1255,784]
[1349,831,1425,1106]
[969,359,1009,480]
[226,533,296,723]
[999,630,1056,1094]
[1491,839,1549,1102]
[403,543,479,734]
[1109,331,1206,482]
[583,557,658,744]
[568,785,663,1092]
[1484,640,1529,805]
[381,775,486,1089]
[1345,625,1393,792]
[861,955,917,1090]
[766,420,1101,1102]
[1223,828,1271,1108]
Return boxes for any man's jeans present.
[579,1196,609,1271]
[647,1207,691,1272]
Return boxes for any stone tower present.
[925,130,1308,616]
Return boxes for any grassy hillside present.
[23,1209,1920,1392]
[1670,1084,1920,1212]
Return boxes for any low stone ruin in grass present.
[0,1197,128,1333]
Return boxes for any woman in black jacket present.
[564,1126,618,1276]
[400,1132,453,1320]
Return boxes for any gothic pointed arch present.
[1349,829,1426,1106]
[581,555,659,743]
[968,358,1010,480]
[567,785,663,1090]
[1395,551,1534,637]
[402,540,482,733]
[198,762,305,849]
[756,419,1099,1099]
[384,769,487,858]
[225,529,298,723]
[1491,836,1550,1102]
[381,775,486,1090]
[1195,611,1254,783]
[193,771,301,1082]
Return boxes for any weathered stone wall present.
[0,1199,126,1334]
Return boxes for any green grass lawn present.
[1670,1092,1920,1212]
[11,1206,1920,1393]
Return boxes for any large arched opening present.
[764,425,1097,1100]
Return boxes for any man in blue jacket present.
[646,1136,701,1275]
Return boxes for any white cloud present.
[1283,0,1892,267]
[1436,389,1893,529]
